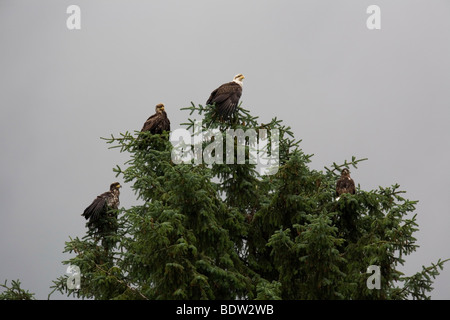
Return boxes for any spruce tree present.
[0,280,35,300]
[48,101,448,300]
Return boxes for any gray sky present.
[1,0,449,299]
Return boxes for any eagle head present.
[233,73,245,86]
[110,182,122,191]
[341,168,351,177]
[155,103,165,113]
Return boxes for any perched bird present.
[82,182,121,229]
[206,73,244,122]
[335,169,359,242]
[336,168,356,200]
[141,103,171,134]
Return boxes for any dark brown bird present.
[336,168,356,200]
[206,74,244,121]
[141,103,170,134]
[82,182,121,228]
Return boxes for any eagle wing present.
[336,177,356,196]
[82,192,110,222]
[141,111,170,134]
[206,87,220,106]
[206,82,242,118]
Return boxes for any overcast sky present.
[1,0,449,299]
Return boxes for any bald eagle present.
[82,182,121,230]
[141,103,170,134]
[336,168,356,200]
[206,74,244,122]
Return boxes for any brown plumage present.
[141,103,170,134]
[82,182,121,227]
[336,168,356,199]
[206,74,244,121]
